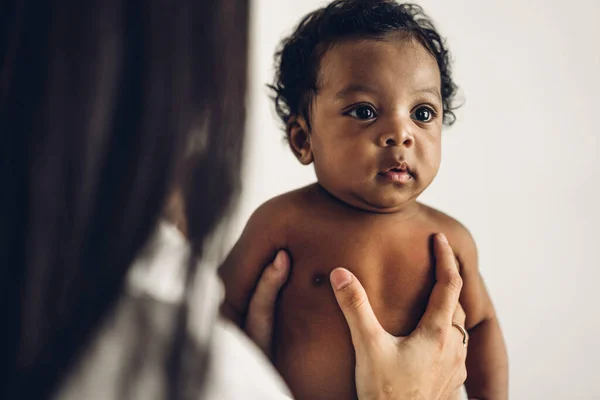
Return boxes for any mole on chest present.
[311,273,328,287]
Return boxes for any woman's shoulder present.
[56,221,293,400]
[55,293,179,399]
[206,318,293,399]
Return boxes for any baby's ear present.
[287,116,313,165]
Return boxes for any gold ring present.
[452,322,468,347]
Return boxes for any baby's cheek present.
[311,157,343,193]
[423,143,442,172]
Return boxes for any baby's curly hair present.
[269,0,459,134]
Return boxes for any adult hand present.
[244,233,467,400]
[330,232,467,400]
[243,250,291,359]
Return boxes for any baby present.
[219,1,508,399]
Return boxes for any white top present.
[56,222,292,400]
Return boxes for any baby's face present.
[306,37,443,213]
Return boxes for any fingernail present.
[330,268,352,290]
[437,233,448,244]
[273,250,285,271]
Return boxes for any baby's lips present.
[397,161,410,172]
[382,160,411,174]
[380,169,413,184]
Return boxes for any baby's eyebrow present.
[334,84,378,100]
[413,86,441,101]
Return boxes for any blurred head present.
[0,0,248,397]
[269,0,459,212]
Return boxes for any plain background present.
[226,1,600,398]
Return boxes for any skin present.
[244,234,469,400]
[220,36,507,399]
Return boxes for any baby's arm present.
[448,224,508,400]
[218,199,288,327]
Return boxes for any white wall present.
[231,1,600,398]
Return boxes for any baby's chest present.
[282,222,436,335]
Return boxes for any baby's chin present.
[316,182,420,214]
[357,197,416,214]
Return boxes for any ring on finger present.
[451,322,468,347]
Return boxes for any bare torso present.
[220,182,503,400]
[271,185,450,400]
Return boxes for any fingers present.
[452,302,466,326]
[417,233,463,339]
[451,302,468,351]
[442,301,468,394]
[244,250,291,357]
[330,268,382,347]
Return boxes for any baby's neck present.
[314,183,421,219]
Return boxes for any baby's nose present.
[379,128,414,148]
[377,114,414,148]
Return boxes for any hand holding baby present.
[244,233,467,400]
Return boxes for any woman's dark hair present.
[0,0,248,398]
[269,0,459,134]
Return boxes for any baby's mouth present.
[379,163,413,184]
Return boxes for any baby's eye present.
[346,105,377,120]
[411,106,435,123]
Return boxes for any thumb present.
[416,233,462,338]
[330,268,383,347]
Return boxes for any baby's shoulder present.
[246,184,318,231]
[417,203,476,252]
